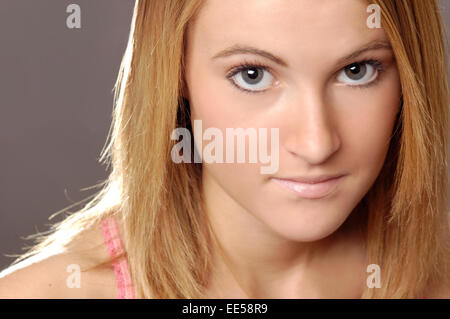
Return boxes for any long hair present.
[362,0,450,298]
[6,0,449,298]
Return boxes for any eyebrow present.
[212,40,392,68]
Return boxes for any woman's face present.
[184,0,401,242]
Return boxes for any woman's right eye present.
[227,64,275,94]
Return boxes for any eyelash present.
[346,59,384,89]
[225,58,385,95]
[226,60,275,95]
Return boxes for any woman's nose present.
[282,89,341,165]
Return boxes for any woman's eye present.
[227,60,383,93]
[337,60,383,86]
[227,65,275,93]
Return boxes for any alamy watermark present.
[66,4,81,29]
[366,4,381,29]
[366,263,381,288]
[171,120,279,174]
[66,263,81,288]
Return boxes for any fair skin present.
[185,0,400,298]
[0,0,449,299]
[0,222,119,298]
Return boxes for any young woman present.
[1,0,449,299]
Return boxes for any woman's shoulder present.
[0,218,121,298]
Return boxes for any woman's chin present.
[261,209,351,243]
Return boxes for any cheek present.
[187,74,261,180]
[187,75,270,211]
[335,68,401,177]
[189,81,239,136]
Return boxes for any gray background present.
[0,0,449,271]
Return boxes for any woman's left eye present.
[226,64,275,94]
[336,60,383,87]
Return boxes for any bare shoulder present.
[0,220,119,299]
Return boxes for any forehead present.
[187,0,388,67]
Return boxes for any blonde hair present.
[7,0,449,298]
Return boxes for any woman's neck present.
[202,172,367,298]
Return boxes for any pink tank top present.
[100,216,135,299]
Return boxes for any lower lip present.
[272,176,344,199]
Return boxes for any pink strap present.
[100,216,135,299]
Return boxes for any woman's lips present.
[271,175,345,199]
